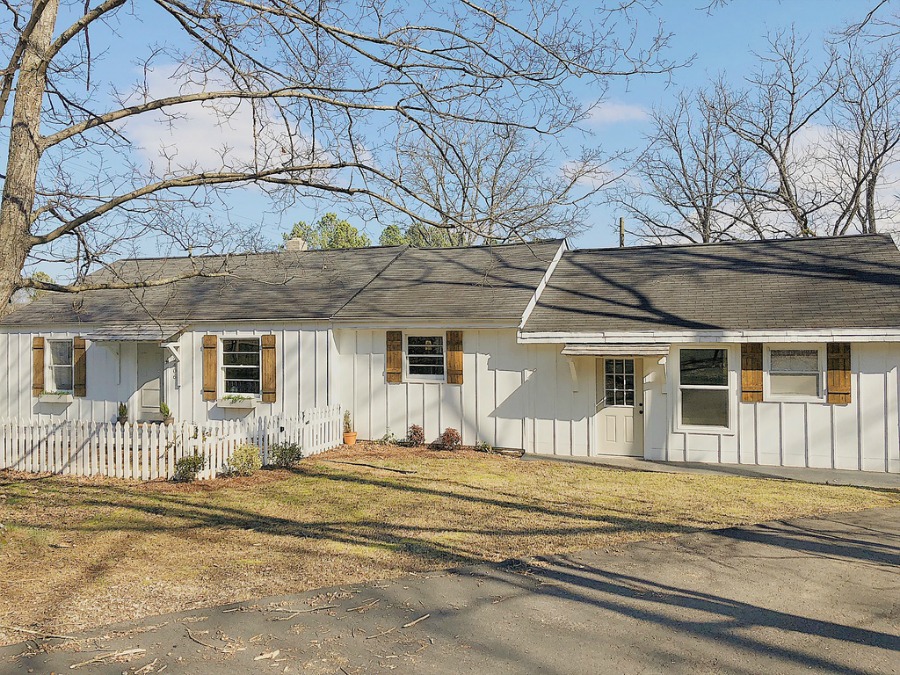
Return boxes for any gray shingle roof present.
[2,246,406,326]
[333,241,563,322]
[522,234,900,334]
[1,240,562,327]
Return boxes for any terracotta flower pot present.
[343,432,358,446]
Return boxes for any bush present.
[226,444,262,476]
[407,424,425,446]
[173,454,205,482]
[474,440,493,453]
[269,441,303,468]
[439,427,462,451]
[376,429,399,445]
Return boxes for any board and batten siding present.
[173,322,332,421]
[652,343,900,473]
[0,329,134,422]
[333,328,597,452]
[0,322,333,424]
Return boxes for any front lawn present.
[0,445,896,645]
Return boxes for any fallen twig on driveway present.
[1,626,76,641]
[69,648,145,669]
[402,614,430,628]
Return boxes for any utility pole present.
[619,217,625,248]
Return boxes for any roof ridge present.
[571,233,891,254]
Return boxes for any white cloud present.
[123,64,294,172]
[587,101,650,125]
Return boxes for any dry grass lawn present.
[0,444,897,646]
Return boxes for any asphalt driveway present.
[2,506,898,674]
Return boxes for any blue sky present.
[574,0,864,247]
[9,0,873,266]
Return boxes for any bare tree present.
[620,26,900,243]
[0,0,674,314]
[826,42,900,234]
[392,124,613,245]
[611,92,765,243]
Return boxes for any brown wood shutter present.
[446,330,463,385]
[73,337,87,397]
[827,342,852,404]
[32,337,44,396]
[261,334,277,403]
[386,331,403,383]
[202,335,218,401]
[740,343,763,403]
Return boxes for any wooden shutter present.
[740,343,763,403]
[446,330,463,385]
[73,337,87,397]
[32,337,44,396]
[261,334,277,403]
[827,342,852,404]
[202,335,218,401]
[386,331,403,383]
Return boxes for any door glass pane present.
[604,359,637,407]
[681,389,729,427]
[680,349,727,386]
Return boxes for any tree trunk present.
[864,173,878,233]
[0,0,58,316]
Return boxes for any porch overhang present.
[561,343,670,357]
[82,324,186,342]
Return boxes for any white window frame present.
[763,343,826,403]
[404,331,447,383]
[602,357,637,407]
[674,346,735,434]
[219,336,262,398]
[45,338,75,394]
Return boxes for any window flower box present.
[39,392,73,404]
[217,396,256,410]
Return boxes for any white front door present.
[596,358,644,456]
[136,343,164,421]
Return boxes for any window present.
[46,340,74,393]
[604,359,635,406]
[222,338,261,395]
[406,335,445,381]
[767,347,822,399]
[679,349,729,428]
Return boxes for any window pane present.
[605,360,614,374]
[225,379,260,394]
[680,349,727,386]
[51,366,72,392]
[49,341,73,366]
[770,349,818,373]
[223,351,260,366]
[681,389,729,427]
[770,373,819,397]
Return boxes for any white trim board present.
[518,240,568,329]
[518,328,900,344]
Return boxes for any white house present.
[1,234,899,473]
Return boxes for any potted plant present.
[343,410,357,446]
[160,402,174,425]
[117,402,128,424]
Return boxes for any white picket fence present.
[0,404,343,481]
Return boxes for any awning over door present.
[561,343,670,357]
[82,324,185,342]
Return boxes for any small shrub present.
[159,402,171,419]
[173,454,205,482]
[439,427,462,451]
[376,429,399,445]
[407,424,425,446]
[474,440,493,453]
[226,444,262,476]
[269,441,303,468]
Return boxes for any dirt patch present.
[0,445,896,646]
